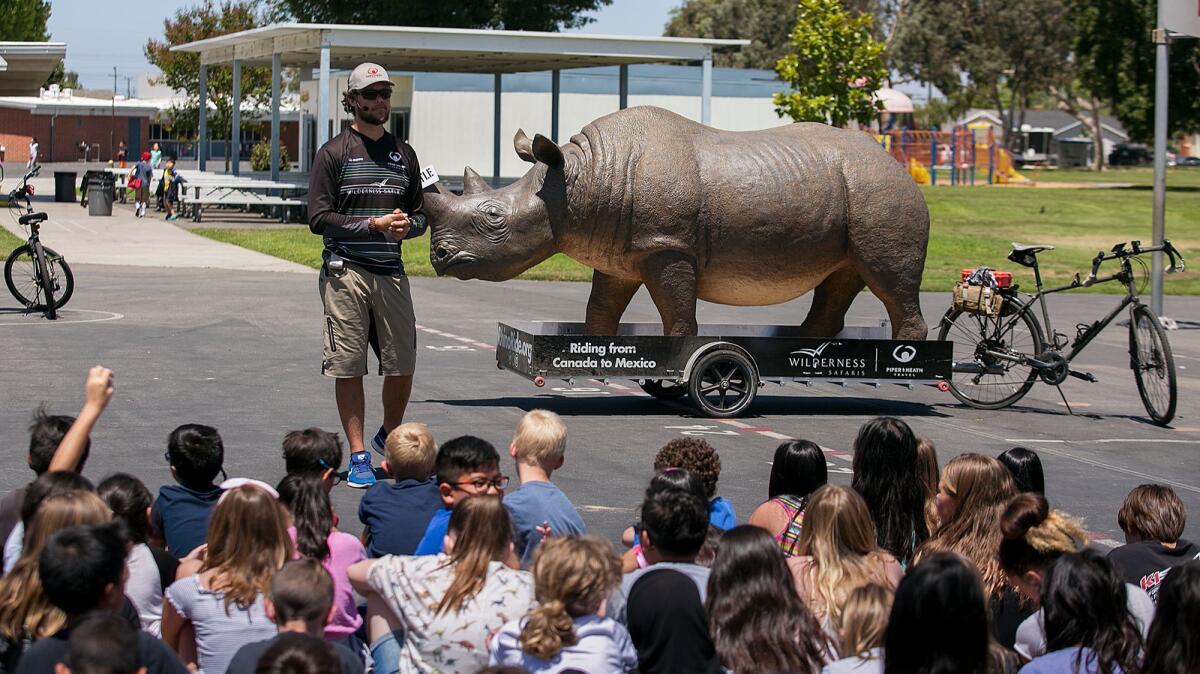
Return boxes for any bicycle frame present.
[1018,255,1141,365]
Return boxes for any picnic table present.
[175,172,307,223]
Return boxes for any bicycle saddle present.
[1010,242,1055,254]
[19,212,47,226]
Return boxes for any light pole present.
[110,66,117,160]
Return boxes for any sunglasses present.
[357,88,393,101]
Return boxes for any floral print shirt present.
[368,553,535,674]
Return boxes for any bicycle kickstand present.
[1055,385,1074,416]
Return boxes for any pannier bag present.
[952,267,1011,316]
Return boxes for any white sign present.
[419,165,440,189]
[1164,0,1200,38]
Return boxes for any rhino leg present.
[798,265,866,339]
[640,252,699,337]
[584,270,642,335]
[854,260,929,340]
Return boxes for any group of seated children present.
[0,365,1197,674]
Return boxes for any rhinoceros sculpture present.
[425,106,929,339]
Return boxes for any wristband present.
[368,216,378,233]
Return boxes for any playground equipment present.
[879,126,1025,186]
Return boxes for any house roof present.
[959,108,1129,139]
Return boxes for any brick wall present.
[0,107,151,163]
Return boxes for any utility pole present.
[124,76,132,99]
[110,67,117,160]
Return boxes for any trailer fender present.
[682,341,760,383]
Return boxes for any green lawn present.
[192,169,1200,294]
[0,226,23,257]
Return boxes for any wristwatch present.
[367,216,378,233]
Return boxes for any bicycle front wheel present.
[938,306,1044,409]
[32,241,56,319]
[1130,304,1177,426]
[5,244,73,313]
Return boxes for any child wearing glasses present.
[503,410,585,568]
[413,436,507,555]
[358,422,443,557]
[281,427,345,493]
[151,424,225,558]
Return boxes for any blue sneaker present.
[346,451,377,489]
[370,425,388,456]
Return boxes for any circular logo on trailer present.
[367,67,379,75]
[892,345,917,363]
[389,151,401,162]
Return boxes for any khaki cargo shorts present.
[319,260,417,377]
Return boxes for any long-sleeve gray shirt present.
[308,127,427,275]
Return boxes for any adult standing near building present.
[308,63,427,489]
[27,137,38,169]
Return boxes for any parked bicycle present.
[4,166,74,319]
[939,239,1185,426]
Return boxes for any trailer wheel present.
[639,379,688,400]
[688,349,758,418]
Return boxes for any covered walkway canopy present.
[171,24,746,180]
[0,42,66,96]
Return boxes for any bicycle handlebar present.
[1081,239,1185,286]
[6,165,39,208]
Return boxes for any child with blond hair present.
[489,535,636,673]
[357,422,442,557]
[503,410,586,568]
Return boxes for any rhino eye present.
[473,199,510,243]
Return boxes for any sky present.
[45,0,685,91]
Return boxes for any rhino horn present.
[429,180,453,196]
[514,129,536,163]
[462,166,490,196]
[532,134,564,170]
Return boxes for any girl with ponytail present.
[277,474,365,645]
[998,493,1154,661]
[489,535,636,672]
[349,495,535,673]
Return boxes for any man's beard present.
[356,106,388,126]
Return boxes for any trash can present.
[87,173,115,216]
[54,171,77,203]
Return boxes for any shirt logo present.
[389,151,401,162]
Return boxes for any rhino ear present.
[532,134,564,170]
[514,129,536,163]
[462,166,490,196]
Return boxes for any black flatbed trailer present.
[496,321,953,417]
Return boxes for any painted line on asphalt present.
[0,309,124,326]
[415,324,495,352]
[1088,438,1200,444]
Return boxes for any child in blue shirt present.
[358,422,442,557]
[413,436,506,555]
[151,424,224,557]
[503,410,586,568]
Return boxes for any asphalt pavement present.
[1,253,1196,546]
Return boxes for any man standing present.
[309,63,426,489]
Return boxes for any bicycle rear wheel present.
[5,244,73,313]
[937,306,1043,409]
[1129,304,1177,426]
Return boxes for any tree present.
[44,64,80,89]
[271,0,612,32]
[1070,0,1200,143]
[0,0,50,42]
[890,0,1074,148]
[773,0,887,128]
[145,1,273,170]
[663,0,795,70]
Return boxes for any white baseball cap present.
[348,63,391,91]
